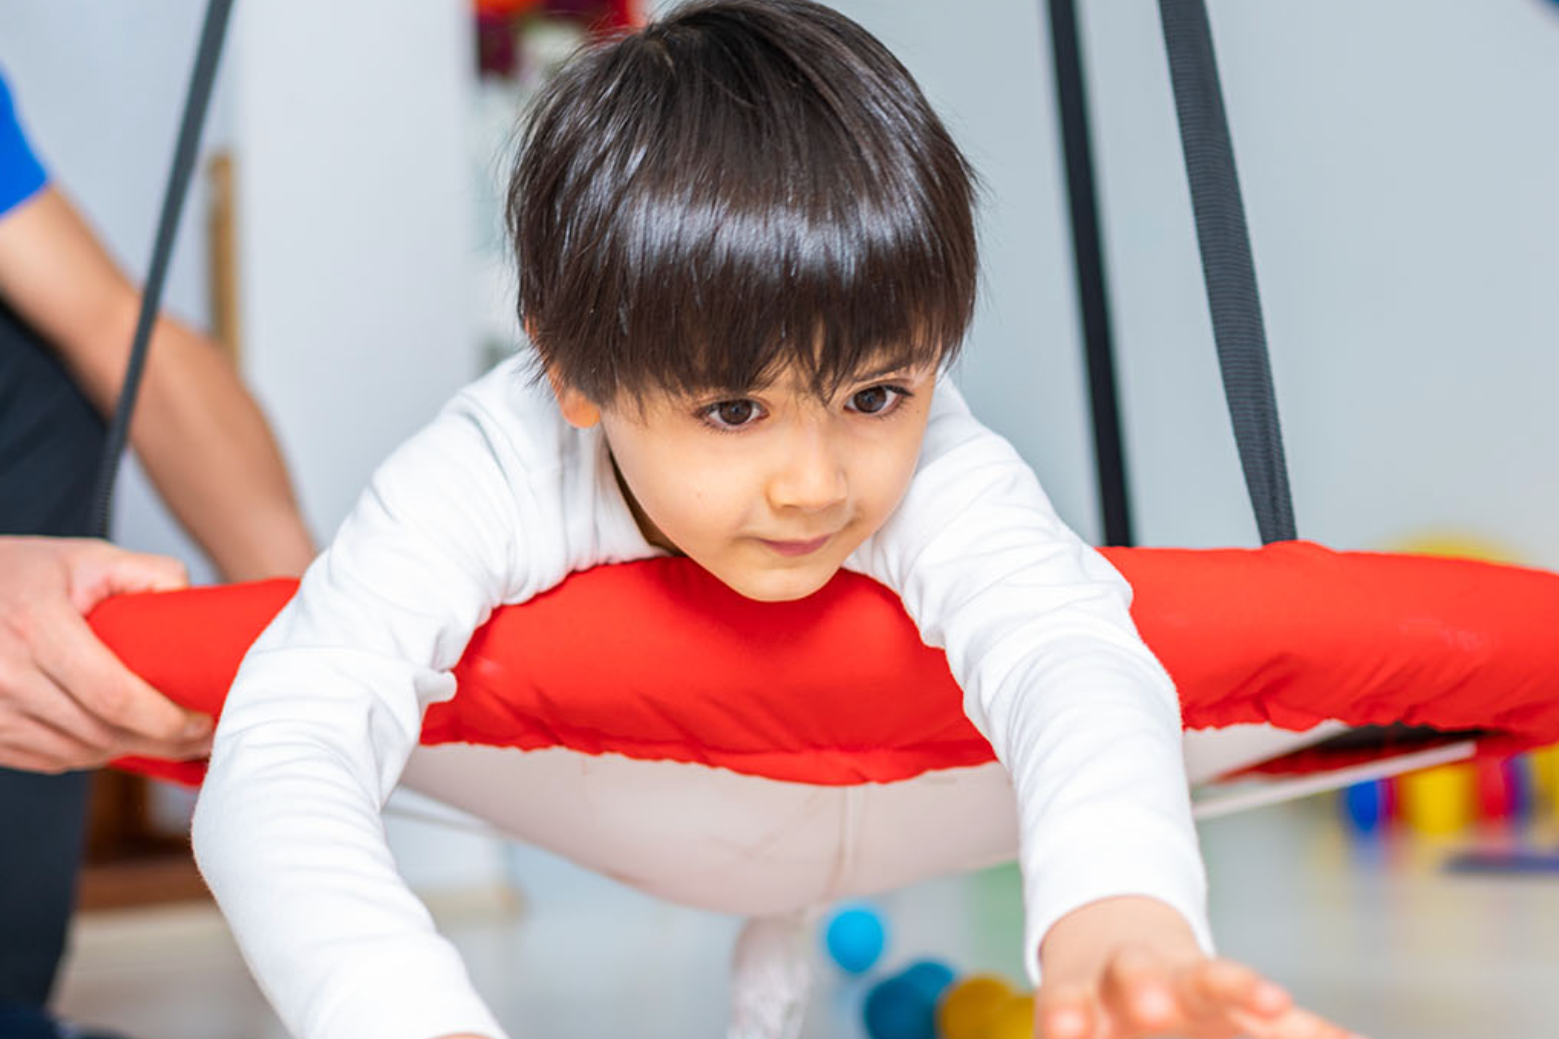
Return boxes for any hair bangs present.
[510,0,979,404]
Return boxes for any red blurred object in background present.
[1382,775,1400,821]
[1475,757,1515,821]
[475,0,640,78]
[475,0,546,14]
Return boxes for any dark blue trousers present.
[0,770,91,1004]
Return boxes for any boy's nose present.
[767,433,848,513]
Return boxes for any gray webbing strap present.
[90,0,236,537]
[1158,0,1297,544]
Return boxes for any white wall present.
[230,0,485,540]
[1084,0,1559,560]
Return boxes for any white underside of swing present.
[394,721,1474,917]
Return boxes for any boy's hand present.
[1035,897,1365,1039]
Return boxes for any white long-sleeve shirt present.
[193,357,1209,1039]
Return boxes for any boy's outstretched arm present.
[193,387,534,1039]
[1035,896,1361,1039]
[849,381,1364,1039]
[851,379,1211,973]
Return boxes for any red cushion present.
[97,541,1559,786]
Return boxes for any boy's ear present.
[546,367,601,429]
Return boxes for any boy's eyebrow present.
[681,360,929,401]
[851,360,924,383]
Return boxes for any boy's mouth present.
[757,534,833,557]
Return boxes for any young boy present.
[194,3,1357,1038]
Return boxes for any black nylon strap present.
[1047,0,1135,547]
[1157,0,1297,544]
[89,0,236,537]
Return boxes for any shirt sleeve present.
[0,71,48,218]
[192,393,553,1039]
[848,380,1212,983]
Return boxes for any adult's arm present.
[0,186,314,580]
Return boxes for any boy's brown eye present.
[850,386,897,414]
[852,388,889,414]
[713,400,757,427]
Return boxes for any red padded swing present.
[99,540,1559,792]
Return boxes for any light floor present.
[53,799,1559,1039]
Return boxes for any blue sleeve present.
[0,69,48,218]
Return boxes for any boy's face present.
[555,363,936,602]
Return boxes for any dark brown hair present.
[508,0,978,403]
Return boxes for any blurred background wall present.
[1,0,1555,894]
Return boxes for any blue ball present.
[1344,779,1385,833]
[863,975,936,1039]
[823,904,887,974]
[896,959,956,1003]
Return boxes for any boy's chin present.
[719,563,839,603]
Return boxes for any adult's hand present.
[0,536,214,773]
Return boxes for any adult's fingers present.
[109,729,214,763]
[30,604,209,746]
[68,540,188,614]
[0,709,111,773]
[0,647,210,765]
[0,653,120,754]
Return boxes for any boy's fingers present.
[1230,1004,1361,1039]
[1099,948,1178,1032]
[1034,983,1098,1039]
[1188,958,1288,1019]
